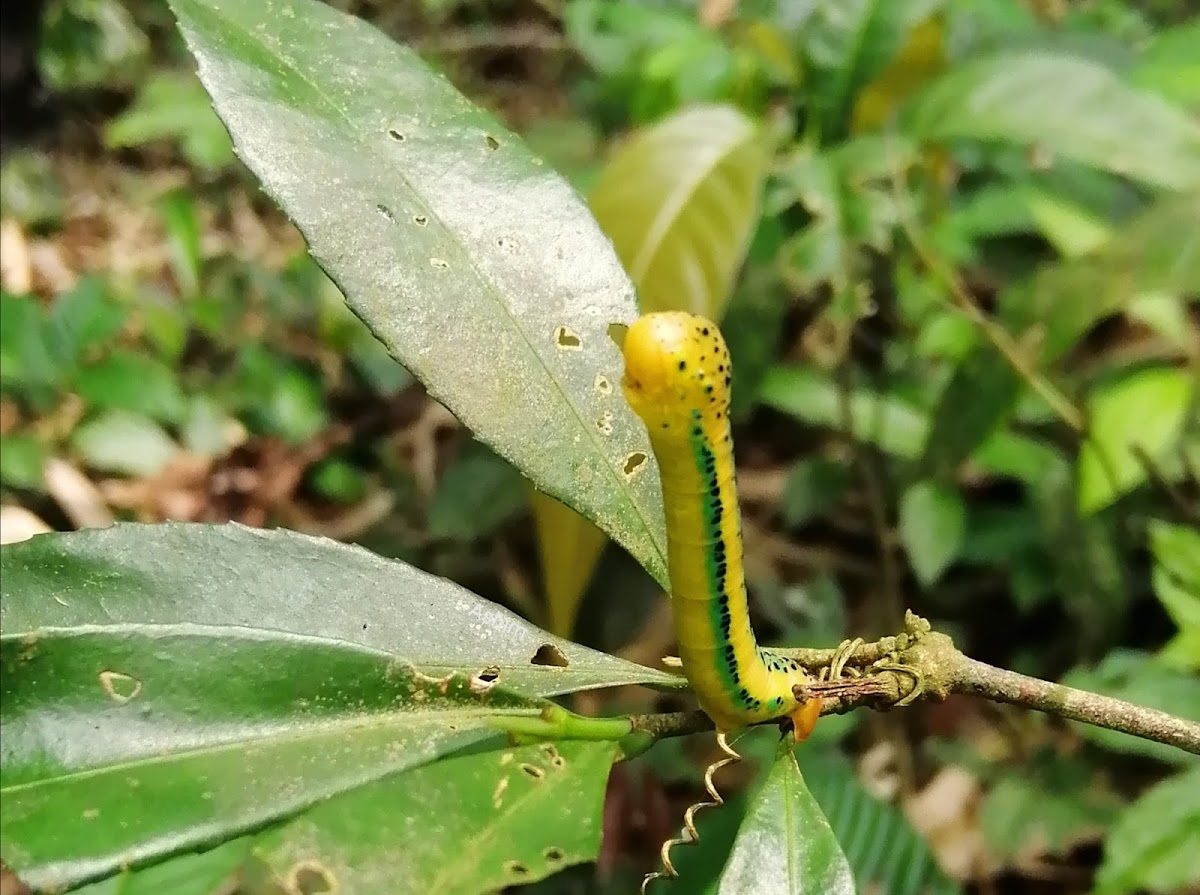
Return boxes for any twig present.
[636,613,1200,755]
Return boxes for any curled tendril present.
[641,732,742,894]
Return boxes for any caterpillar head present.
[621,312,732,428]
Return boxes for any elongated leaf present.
[530,491,608,638]
[802,0,943,140]
[1095,765,1200,895]
[899,480,966,586]
[903,51,1200,190]
[801,750,959,895]
[0,524,671,889]
[0,523,676,698]
[588,104,767,320]
[168,0,669,586]
[71,839,250,895]
[1077,366,1194,515]
[254,740,616,894]
[718,743,855,895]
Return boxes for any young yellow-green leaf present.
[1129,19,1200,111]
[252,740,616,895]
[589,104,767,320]
[1094,765,1200,895]
[801,0,943,141]
[717,743,855,895]
[167,0,669,587]
[1024,188,1111,258]
[530,490,609,638]
[899,480,965,586]
[902,51,1200,190]
[1077,366,1194,515]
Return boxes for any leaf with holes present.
[167,0,670,587]
[588,104,767,321]
[253,740,616,894]
[0,524,677,890]
[902,51,1200,190]
[717,743,855,895]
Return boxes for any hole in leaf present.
[485,134,500,150]
[622,452,648,478]
[594,374,612,395]
[554,325,581,350]
[287,861,337,894]
[99,670,142,703]
[430,258,449,270]
[544,846,564,863]
[470,666,501,694]
[387,128,405,142]
[607,322,628,349]
[531,643,569,667]
[375,203,395,223]
[505,861,528,876]
[520,763,545,780]
[413,214,428,226]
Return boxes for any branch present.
[640,613,1200,755]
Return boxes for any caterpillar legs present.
[640,731,742,894]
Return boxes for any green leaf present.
[588,104,767,321]
[717,743,855,895]
[74,351,189,425]
[0,292,65,400]
[1129,20,1200,110]
[428,440,528,542]
[39,0,149,91]
[253,740,617,894]
[71,410,179,476]
[801,749,959,895]
[1004,191,1200,365]
[801,0,943,141]
[980,754,1121,861]
[780,458,851,528]
[104,70,235,171]
[1149,520,1200,671]
[168,0,669,587]
[71,838,250,895]
[48,276,126,366]
[899,480,966,586]
[0,435,47,491]
[1077,366,1194,515]
[0,524,675,889]
[1061,649,1200,766]
[157,189,204,297]
[1095,765,1200,895]
[902,51,1200,190]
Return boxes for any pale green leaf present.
[1078,366,1194,515]
[903,51,1200,190]
[589,104,767,320]
[899,480,966,586]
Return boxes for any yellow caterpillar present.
[622,311,821,738]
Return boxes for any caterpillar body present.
[621,311,821,739]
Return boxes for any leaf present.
[530,491,608,638]
[427,440,528,542]
[0,524,675,889]
[801,749,960,895]
[168,0,670,587]
[801,0,943,141]
[588,104,768,320]
[71,838,250,895]
[1061,649,1200,767]
[0,435,46,491]
[48,276,126,366]
[1149,520,1200,671]
[1095,765,1200,895]
[74,351,189,425]
[253,740,616,894]
[899,480,966,586]
[70,410,179,477]
[104,70,235,171]
[850,15,945,134]
[902,50,1200,190]
[1128,19,1200,110]
[717,743,855,895]
[1005,190,1200,365]
[157,189,204,297]
[1077,366,1194,515]
[1024,188,1111,257]
[780,458,851,528]
[980,753,1121,862]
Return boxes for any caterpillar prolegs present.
[621,312,822,889]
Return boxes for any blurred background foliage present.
[1,0,1197,893]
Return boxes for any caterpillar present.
[622,312,822,891]
[621,311,823,739]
